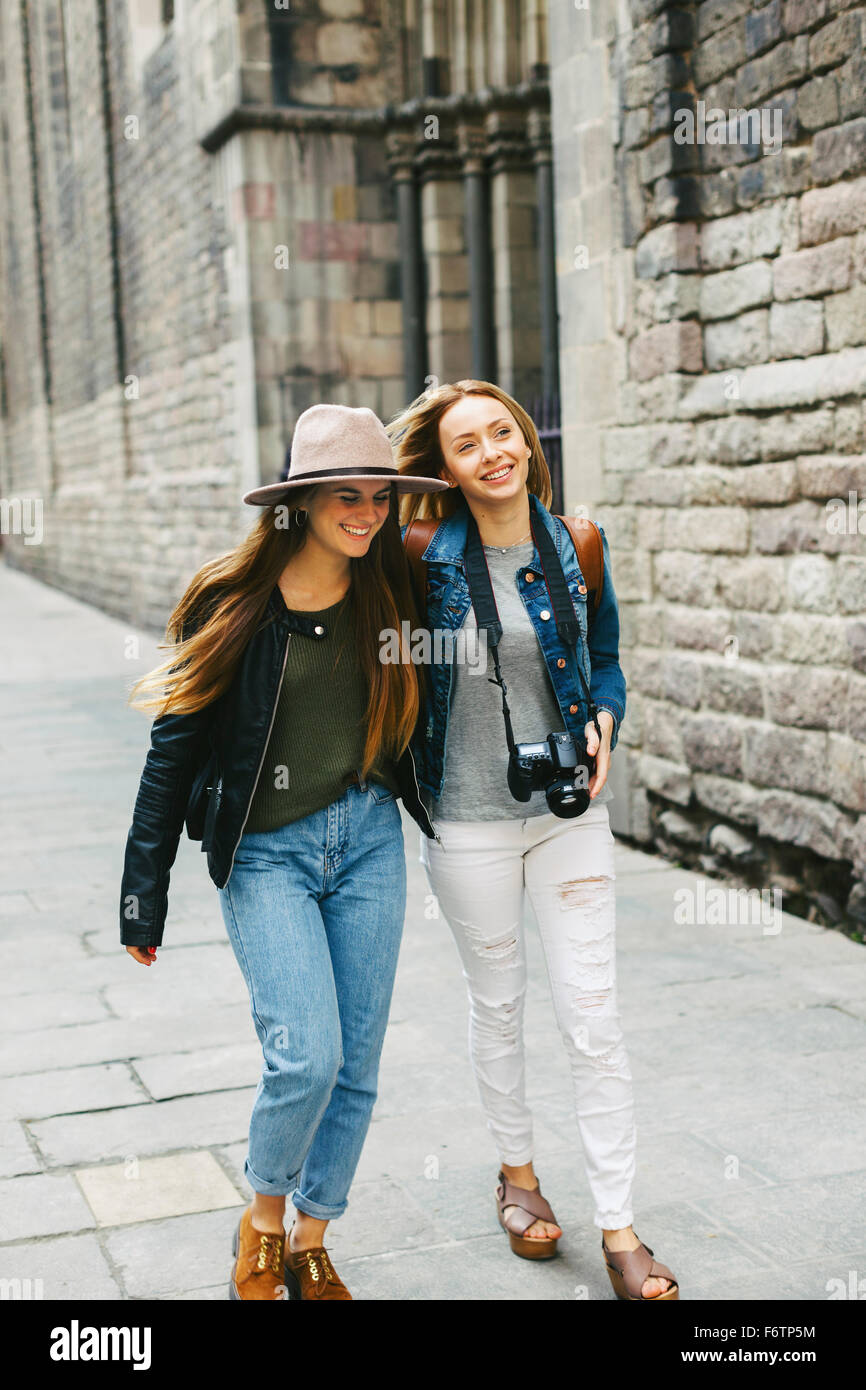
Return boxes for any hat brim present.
[243,474,450,505]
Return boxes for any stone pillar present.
[419,124,469,385]
[458,119,495,381]
[386,129,428,400]
[487,106,539,400]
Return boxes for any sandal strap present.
[602,1238,677,1299]
[496,1172,557,1234]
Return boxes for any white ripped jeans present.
[419,800,635,1229]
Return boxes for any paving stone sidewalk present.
[1,559,865,1302]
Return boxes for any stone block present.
[760,408,836,458]
[825,282,866,350]
[705,309,769,369]
[634,222,700,278]
[75,1151,241,1227]
[682,712,745,776]
[744,723,830,795]
[703,660,766,717]
[812,117,866,184]
[701,261,774,320]
[765,664,849,729]
[797,74,840,132]
[629,321,703,380]
[638,753,694,805]
[786,552,838,612]
[757,790,854,859]
[827,732,866,812]
[809,10,863,72]
[773,239,852,300]
[799,174,866,245]
[664,505,750,552]
[797,454,866,499]
[0,1172,95,1241]
[693,772,764,825]
[718,554,786,609]
[655,550,720,605]
[837,557,866,613]
[769,299,825,357]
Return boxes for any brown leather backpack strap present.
[556,514,604,631]
[403,518,440,612]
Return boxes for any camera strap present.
[463,501,600,751]
[463,514,518,753]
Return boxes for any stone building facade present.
[549,0,866,930]
[1,0,865,929]
[0,0,556,633]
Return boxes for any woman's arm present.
[587,526,626,752]
[119,606,216,952]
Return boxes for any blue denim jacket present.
[402,493,627,799]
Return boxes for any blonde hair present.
[386,379,553,524]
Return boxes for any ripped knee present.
[557,874,612,910]
[454,916,520,972]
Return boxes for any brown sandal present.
[602,1235,679,1300]
[495,1171,560,1260]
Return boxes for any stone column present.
[486,105,539,400]
[458,119,495,381]
[386,128,428,400]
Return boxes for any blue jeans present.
[217,780,406,1220]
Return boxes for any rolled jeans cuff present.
[292,1190,348,1222]
[244,1157,300,1197]
[595,1208,634,1231]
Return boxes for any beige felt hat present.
[243,403,449,505]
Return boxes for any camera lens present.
[545,776,591,818]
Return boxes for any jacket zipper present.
[222,633,291,886]
[406,742,442,847]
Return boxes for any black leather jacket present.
[119,584,437,948]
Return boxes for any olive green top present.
[244,594,400,832]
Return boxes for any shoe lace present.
[255,1232,284,1277]
[303,1247,337,1286]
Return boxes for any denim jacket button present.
[540,609,551,620]
[557,658,566,669]
[570,703,579,713]
[577,583,587,594]
[525,571,535,582]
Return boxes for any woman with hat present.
[119,404,447,1301]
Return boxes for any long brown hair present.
[386,379,553,524]
[127,485,425,776]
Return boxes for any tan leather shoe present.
[229,1206,290,1301]
[284,1232,352,1300]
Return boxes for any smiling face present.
[305,479,393,558]
[437,394,531,506]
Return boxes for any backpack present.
[403,513,604,631]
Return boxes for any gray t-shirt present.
[425,539,613,822]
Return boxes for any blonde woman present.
[389,381,678,1301]
[119,405,447,1301]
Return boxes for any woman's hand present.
[125,945,157,966]
[585,710,614,799]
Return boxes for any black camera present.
[507,731,595,818]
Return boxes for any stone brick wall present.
[0,0,413,631]
[0,0,552,634]
[550,0,866,932]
